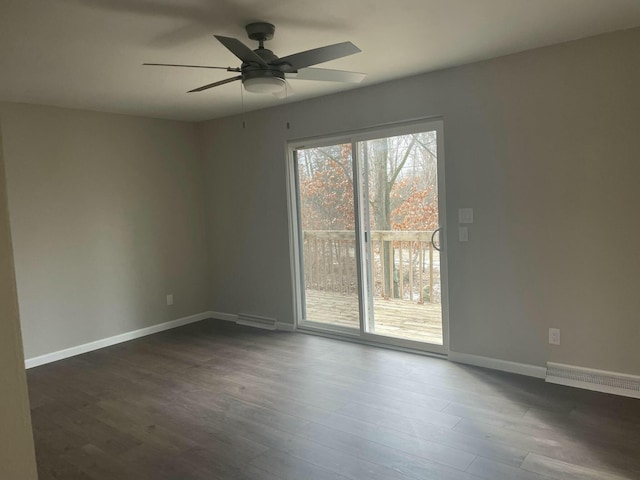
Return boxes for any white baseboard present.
[449,351,547,379]
[209,311,238,322]
[25,311,214,369]
[546,362,640,399]
[237,313,277,330]
[210,311,296,332]
[276,322,295,332]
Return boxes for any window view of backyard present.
[296,130,443,345]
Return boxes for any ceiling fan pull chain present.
[285,82,291,130]
[240,81,246,129]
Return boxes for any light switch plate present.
[549,328,560,345]
[458,208,474,224]
[166,294,173,306]
[458,226,469,242]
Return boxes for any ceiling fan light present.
[243,76,285,94]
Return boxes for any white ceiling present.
[1,0,640,122]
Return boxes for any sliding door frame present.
[286,118,449,355]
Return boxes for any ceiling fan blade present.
[144,63,240,72]
[214,35,268,66]
[286,68,366,83]
[187,75,242,93]
[274,42,361,70]
[273,81,295,99]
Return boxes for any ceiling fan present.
[144,22,365,97]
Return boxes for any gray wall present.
[198,117,295,328]
[0,121,38,479]
[200,27,640,374]
[0,103,210,359]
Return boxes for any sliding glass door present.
[294,143,360,333]
[290,120,448,353]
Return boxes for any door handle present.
[431,228,442,251]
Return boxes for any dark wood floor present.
[28,320,640,480]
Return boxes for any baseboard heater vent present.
[236,313,277,330]
[546,362,640,399]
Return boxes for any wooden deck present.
[304,289,443,345]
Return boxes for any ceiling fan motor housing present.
[241,47,287,90]
[242,66,285,82]
[251,48,279,64]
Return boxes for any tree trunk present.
[368,138,399,298]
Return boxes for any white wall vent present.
[236,313,277,330]
[546,362,640,399]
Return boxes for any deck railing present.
[302,230,440,303]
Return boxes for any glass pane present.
[359,131,443,344]
[296,144,359,330]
